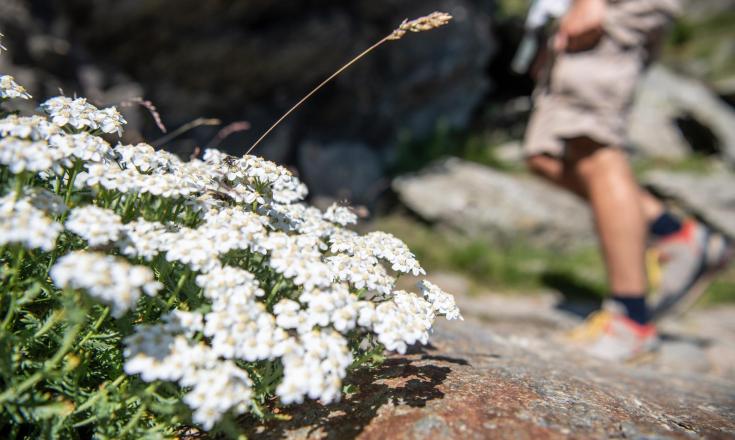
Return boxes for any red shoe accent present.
[657,220,699,255]
[613,314,657,338]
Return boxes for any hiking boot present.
[568,309,658,362]
[648,220,733,321]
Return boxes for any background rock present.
[628,65,735,163]
[644,169,735,238]
[0,0,496,204]
[392,158,595,248]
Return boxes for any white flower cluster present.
[50,251,162,317]
[262,232,333,290]
[0,115,60,140]
[0,137,59,173]
[0,76,462,432]
[0,193,62,251]
[418,280,463,320]
[276,329,352,405]
[0,75,31,100]
[66,205,123,246]
[123,315,253,430]
[373,291,435,354]
[40,96,126,135]
[117,219,169,261]
[323,203,358,226]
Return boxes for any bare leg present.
[527,153,665,224]
[527,153,588,199]
[567,138,648,295]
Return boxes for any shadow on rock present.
[240,354,454,439]
[542,271,603,318]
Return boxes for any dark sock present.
[649,211,683,238]
[611,295,649,325]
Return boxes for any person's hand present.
[554,0,607,53]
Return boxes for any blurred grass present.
[369,214,735,305]
[662,11,735,85]
[632,153,719,177]
[368,214,607,298]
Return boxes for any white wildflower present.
[65,205,123,246]
[0,193,62,251]
[50,251,163,316]
[0,75,31,100]
[418,280,463,320]
[49,132,112,164]
[0,137,60,174]
[195,266,264,302]
[40,96,126,135]
[0,115,59,140]
[323,203,357,226]
[373,291,434,354]
[117,219,168,261]
[161,227,221,273]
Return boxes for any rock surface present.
[628,65,735,164]
[245,275,735,439]
[644,169,735,238]
[392,158,595,248]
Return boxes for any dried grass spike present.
[388,11,453,40]
[121,97,167,133]
[246,11,453,155]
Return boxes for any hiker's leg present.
[527,153,668,224]
[527,153,587,199]
[568,137,647,295]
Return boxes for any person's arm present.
[553,0,606,52]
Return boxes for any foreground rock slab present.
[247,288,735,439]
[392,158,595,248]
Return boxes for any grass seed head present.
[388,11,453,41]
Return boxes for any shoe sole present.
[651,236,733,322]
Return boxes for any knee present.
[526,154,558,179]
[573,145,629,182]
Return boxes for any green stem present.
[121,194,137,221]
[77,307,110,347]
[168,272,188,306]
[13,172,25,199]
[74,374,126,415]
[54,173,62,195]
[33,309,65,338]
[64,162,82,206]
[2,248,26,328]
[118,403,146,437]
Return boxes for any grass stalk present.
[245,11,452,155]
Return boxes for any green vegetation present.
[369,214,607,298]
[632,153,719,177]
[663,11,735,86]
[371,214,735,305]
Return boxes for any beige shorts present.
[523,0,678,158]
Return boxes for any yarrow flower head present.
[65,205,124,247]
[50,251,163,317]
[0,115,60,140]
[0,137,61,174]
[0,193,62,251]
[40,96,126,135]
[418,280,463,320]
[0,75,31,100]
